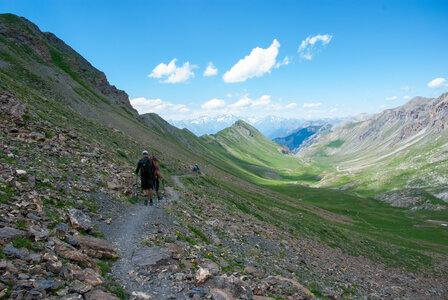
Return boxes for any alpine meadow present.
[0,2,447,300]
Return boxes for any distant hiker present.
[193,164,200,176]
[135,150,155,206]
[152,155,163,200]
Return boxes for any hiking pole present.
[135,173,139,202]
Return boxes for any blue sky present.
[1,0,447,120]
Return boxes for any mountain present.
[298,94,448,194]
[170,114,343,139]
[1,13,447,299]
[170,114,241,136]
[273,125,325,153]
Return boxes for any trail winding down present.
[98,175,195,299]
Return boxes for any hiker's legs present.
[142,189,149,205]
[149,188,153,205]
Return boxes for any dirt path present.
[98,177,191,299]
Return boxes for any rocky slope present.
[298,93,448,193]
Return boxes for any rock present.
[131,291,151,299]
[66,235,79,247]
[244,266,263,278]
[29,225,49,241]
[188,288,209,297]
[35,279,59,291]
[82,268,105,287]
[0,226,27,241]
[210,289,235,300]
[80,152,99,158]
[16,169,27,176]
[68,209,93,231]
[206,218,219,228]
[2,245,21,258]
[131,246,173,269]
[69,280,93,294]
[204,275,253,299]
[107,181,121,190]
[30,132,45,141]
[205,260,221,275]
[272,276,314,298]
[52,238,101,273]
[27,175,36,187]
[84,288,120,300]
[61,294,83,300]
[0,92,26,121]
[29,252,42,263]
[46,260,63,273]
[55,223,70,237]
[196,267,212,284]
[76,235,119,259]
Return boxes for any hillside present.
[1,13,447,299]
[273,125,325,153]
[298,94,448,195]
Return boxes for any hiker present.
[152,155,163,200]
[193,164,200,175]
[135,150,155,206]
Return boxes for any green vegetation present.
[12,237,37,250]
[326,139,344,148]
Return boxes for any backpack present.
[141,158,154,178]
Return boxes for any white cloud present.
[427,77,448,89]
[403,95,410,100]
[285,102,298,108]
[203,62,218,77]
[130,97,190,115]
[303,102,322,108]
[148,59,196,83]
[229,97,252,108]
[252,95,271,107]
[275,56,291,68]
[379,104,388,109]
[298,34,333,60]
[223,39,280,83]
[401,86,410,91]
[202,98,226,110]
[385,96,398,101]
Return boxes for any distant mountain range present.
[170,115,343,139]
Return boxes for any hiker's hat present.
[142,150,148,155]
[152,155,157,161]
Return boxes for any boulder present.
[107,181,121,190]
[76,235,119,259]
[196,267,212,284]
[244,266,264,278]
[131,246,173,269]
[210,289,235,300]
[61,294,83,300]
[52,238,100,273]
[84,288,120,300]
[0,226,27,241]
[29,225,49,241]
[34,279,59,291]
[68,209,93,231]
[30,132,45,141]
[2,245,21,258]
[204,275,253,299]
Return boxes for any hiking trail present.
[98,175,195,299]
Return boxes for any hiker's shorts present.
[141,177,154,190]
